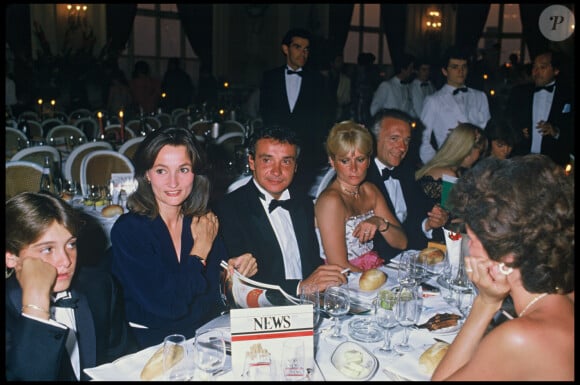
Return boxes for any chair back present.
[221,120,245,135]
[69,108,93,123]
[41,118,65,137]
[190,120,213,136]
[157,112,172,128]
[18,110,40,122]
[5,161,44,200]
[63,141,113,182]
[6,127,28,159]
[46,124,88,147]
[173,111,191,129]
[104,124,137,142]
[215,132,245,163]
[74,117,99,141]
[118,136,145,161]
[11,145,61,172]
[313,167,336,202]
[144,116,162,131]
[19,120,43,141]
[226,175,252,194]
[80,150,134,196]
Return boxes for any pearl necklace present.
[518,293,548,317]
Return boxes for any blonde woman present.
[415,122,487,207]
[315,121,407,272]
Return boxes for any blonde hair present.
[415,122,486,179]
[325,120,373,159]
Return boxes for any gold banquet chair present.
[46,124,88,147]
[5,160,44,200]
[11,145,61,173]
[118,136,145,161]
[63,141,113,183]
[80,150,135,197]
[5,127,29,159]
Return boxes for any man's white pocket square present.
[562,104,571,113]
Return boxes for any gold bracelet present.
[379,218,390,233]
[22,303,50,316]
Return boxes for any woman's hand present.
[352,216,382,243]
[464,256,510,306]
[227,253,258,278]
[189,211,219,258]
[17,257,56,319]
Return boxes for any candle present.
[97,111,104,139]
[50,99,56,115]
[119,110,125,143]
[37,98,43,117]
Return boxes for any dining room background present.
[5,3,575,117]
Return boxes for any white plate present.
[331,341,378,381]
[429,323,462,335]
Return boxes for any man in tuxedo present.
[5,192,137,381]
[507,49,574,166]
[259,28,333,193]
[365,109,448,262]
[419,46,491,164]
[214,126,347,296]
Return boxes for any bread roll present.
[101,204,124,218]
[419,341,449,375]
[418,247,445,265]
[359,269,387,291]
[140,344,184,381]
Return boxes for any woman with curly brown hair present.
[432,154,574,380]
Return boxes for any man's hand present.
[425,203,449,231]
[227,253,258,278]
[300,264,348,293]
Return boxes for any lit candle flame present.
[565,164,572,176]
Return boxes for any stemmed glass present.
[89,184,102,210]
[323,283,350,343]
[373,289,399,359]
[394,284,422,353]
[299,283,320,380]
[456,283,476,323]
[194,329,226,380]
[397,250,418,286]
[162,334,194,381]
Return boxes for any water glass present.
[323,283,350,343]
[300,283,321,331]
[373,290,399,359]
[194,329,226,380]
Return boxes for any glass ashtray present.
[348,317,383,343]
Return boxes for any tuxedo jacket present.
[365,157,443,261]
[213,179,323,295]
[507,81,574,165]
[5,267,137,380]
[259,65,331,150]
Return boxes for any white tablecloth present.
[85,266,462,381]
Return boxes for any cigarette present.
[341,268,351,275]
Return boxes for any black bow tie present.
[534,84,554,93]
[452,87,468,95]
[381,167,400,180]
[287,69,303,77]
[52,296,78,309]
[420,82,429,87]
[268,199,293,213]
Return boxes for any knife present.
[433,337,450,344]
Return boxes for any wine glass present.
[323,283,350,343]
[163,334,194,381]
[456,283,476,322]
[194,329,226,380]
[373,289,399,359]
[299,283,319,380]
[397,250,418,286]
[394,284,422,353]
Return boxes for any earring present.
[498,262,513,276]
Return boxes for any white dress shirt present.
[419,84,490,164]
[370,76,414,117]
[285,66,303,113]
[410,78,435,118]
[531,82,555,154]
[373,158,407,224]
[254,180,303,280]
